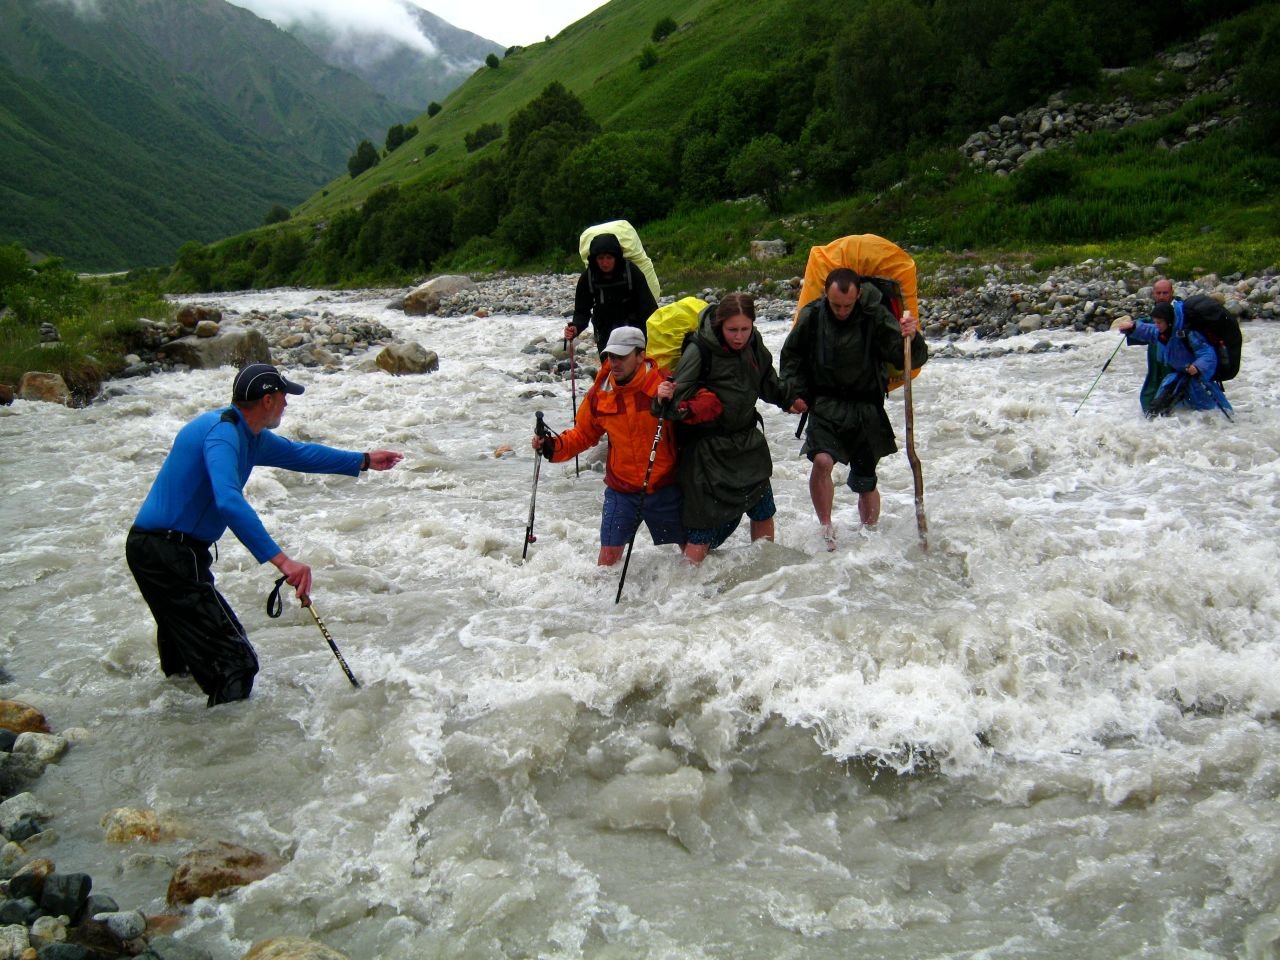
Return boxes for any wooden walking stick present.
[902,319,928,551]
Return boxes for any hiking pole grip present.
[903,333,928,552]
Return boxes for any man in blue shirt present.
[126,363,403,707]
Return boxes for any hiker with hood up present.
[532,326,685,566]
[563,233,659,359]
[655,293,805,564]
[1116,304,1233,417]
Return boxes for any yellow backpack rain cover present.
[792,234,921,391]
[579,220,662,302]
[646,297,709,376]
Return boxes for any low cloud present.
[233,0,439,56]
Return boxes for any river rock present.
[16,372,69,405]
[375,342,438,375]
[159,327,271,370]
[12,732,67,765]
[403,275,478,315]
[750,239,787,261]
[175,306,222,328]
[242,937,351,960]
[0,702,50,735]
[101,807,180,843]
[166,842,285,906]
[0,795,48,835]
[0,384,12,405]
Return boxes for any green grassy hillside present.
[182,0,1280,289]
[0,0,405,270]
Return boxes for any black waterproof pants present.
[125,528,259,707]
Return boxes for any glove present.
[678,388,724,425]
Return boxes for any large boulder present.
[166,841,285,906]
[376,342,439,375]
[750,239,787,261]
[0,700,50,734]
[159,328,271,370]
[17,371,70,405]
[403,275,477,315]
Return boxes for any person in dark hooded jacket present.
[563,233,658,358]
[655,293,805,564]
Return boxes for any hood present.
[588,233,625,274]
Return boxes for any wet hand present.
[563,324,578,341]
[900,309,919,339]
[656,379,675,401]
[367,450,403,471]
[272,555,312,604]
[790,398,808,414]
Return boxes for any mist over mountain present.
[270,0,504,111]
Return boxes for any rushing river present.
[3,287,1280,960]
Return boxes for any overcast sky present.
[233,0,607,49]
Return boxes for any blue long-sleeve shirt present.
[133,407,362,562]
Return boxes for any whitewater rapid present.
[2,287,1279,959]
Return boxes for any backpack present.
[579,220,661,301]
[645,297,718,448]
[646,296,708,375]
[793,234,921,391]
[1179,294,1242,382]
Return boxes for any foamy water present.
[2,288,1279,959]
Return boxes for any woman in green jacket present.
[657,293,806,563]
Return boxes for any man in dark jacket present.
[780,269,927,549]
[563,233,658,358]
[126,363,403,707]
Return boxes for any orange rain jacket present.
[549,357,677,494]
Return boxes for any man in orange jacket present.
[531,326,685,565]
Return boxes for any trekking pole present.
[902,327,928,552]
[266,576,359,688]
[615,403,668,604]
[1197,374,1234,423]
[523,411,548,560]
[567,336,580,478]
[303,598,360,688]
[1073,336,1125,416]
[794,409,808,440]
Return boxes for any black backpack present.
[1180,295,1242,382]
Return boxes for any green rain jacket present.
[665,305,794,529]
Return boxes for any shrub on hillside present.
[485,53,500,69]
[385,123,418,152]
[347,140,380,178]
[638,45,658,71]
[427,101,442,117]
[263,204,291,226]
[652,17,677,43]
[727,134,792,212]
[464,122,503,153]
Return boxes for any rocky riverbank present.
[5,256,1276,408]
[0,698,352,960]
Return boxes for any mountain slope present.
[0,0,407,269]
[287,0,503,113]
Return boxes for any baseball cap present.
[601,326,646,357]
[232,363,305,402]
